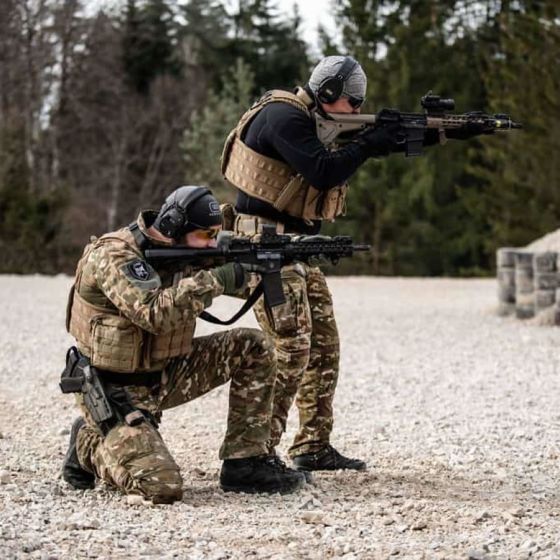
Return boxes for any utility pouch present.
[267,301,298,335]
[302,183,348,221]
[219,203,237,231]
[90,315,143,373]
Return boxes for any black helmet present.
[153,186,222,240]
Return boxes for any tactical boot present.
[268,454,314,484]
[62,417,95,490]
[293,444,367,472]
[220,455,306,494]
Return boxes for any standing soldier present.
[221,55,394,472]
[60,186,305,503]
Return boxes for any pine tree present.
[122,0,181,94]
[182,0,309,95]
[328,0,496,275]
[474,0,560,252]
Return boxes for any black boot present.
[220,455,306,494]
[293,444,367,472]
[62,417,95,490]
[267,454,313,484]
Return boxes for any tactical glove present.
[423,129,440,147]
[357,121,406,157]
[445,112,495,140]
[210,262,249,295]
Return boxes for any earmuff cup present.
[316,56,359,105]
[157,208,185,239]
[155,187,212,239]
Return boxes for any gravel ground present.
[2,275,560,560]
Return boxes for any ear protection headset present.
[316,56,359,104]
[156,186,212,239]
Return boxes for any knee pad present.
[101,423,183,503]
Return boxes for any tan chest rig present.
[221,88,348,222]
[66,229,195,373]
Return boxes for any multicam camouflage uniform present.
[69,212,276,502]
[220,87,345,460]
[250,259,339,459]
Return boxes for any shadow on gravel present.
[308,466,560,511]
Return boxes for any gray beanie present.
[308,55,367,100]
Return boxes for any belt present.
[98,370,162,387]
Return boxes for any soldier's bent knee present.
[102,422,183,503]
[124,443,183,503]
[243,328,276,364]
[134,466,184,504]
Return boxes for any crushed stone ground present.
[1,275,560,559]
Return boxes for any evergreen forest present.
[1,0,558,275]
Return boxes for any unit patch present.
[130,260,150,280]
[122,259,161,290]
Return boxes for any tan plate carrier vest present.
[221,88,348,222]
[66,229,194,373]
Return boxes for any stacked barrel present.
[496,248,517,316]
[515,251,535,319]
[534,252,557,313]
[496,248,559,321]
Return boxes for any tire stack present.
[514,251,535,319]
[496,247,559,322]
[534,252,557,314]
[496,248,517,316]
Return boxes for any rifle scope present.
[421,94,455,112]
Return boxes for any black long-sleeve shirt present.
[235,100,370,234]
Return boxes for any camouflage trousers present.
[252,264,340,458]
[76,328,275,502]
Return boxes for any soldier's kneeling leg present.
[78,421,183,503]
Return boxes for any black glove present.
[356,122,407,157]
[445,112,495,140]
[423,129,440,147]
[210,262,249,295]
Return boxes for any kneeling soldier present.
[61,185,305,503]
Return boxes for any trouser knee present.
[239,328,276,373]
[95,422,183,503]
[131,453,183,504]
[134,469,184,504]
[254,328,276,364]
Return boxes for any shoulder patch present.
[128,260,151,280]
[121,260,161,290]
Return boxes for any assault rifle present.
[144,225,369,324]
[316,92,522,156]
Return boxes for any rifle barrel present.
[144,247,224,260]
